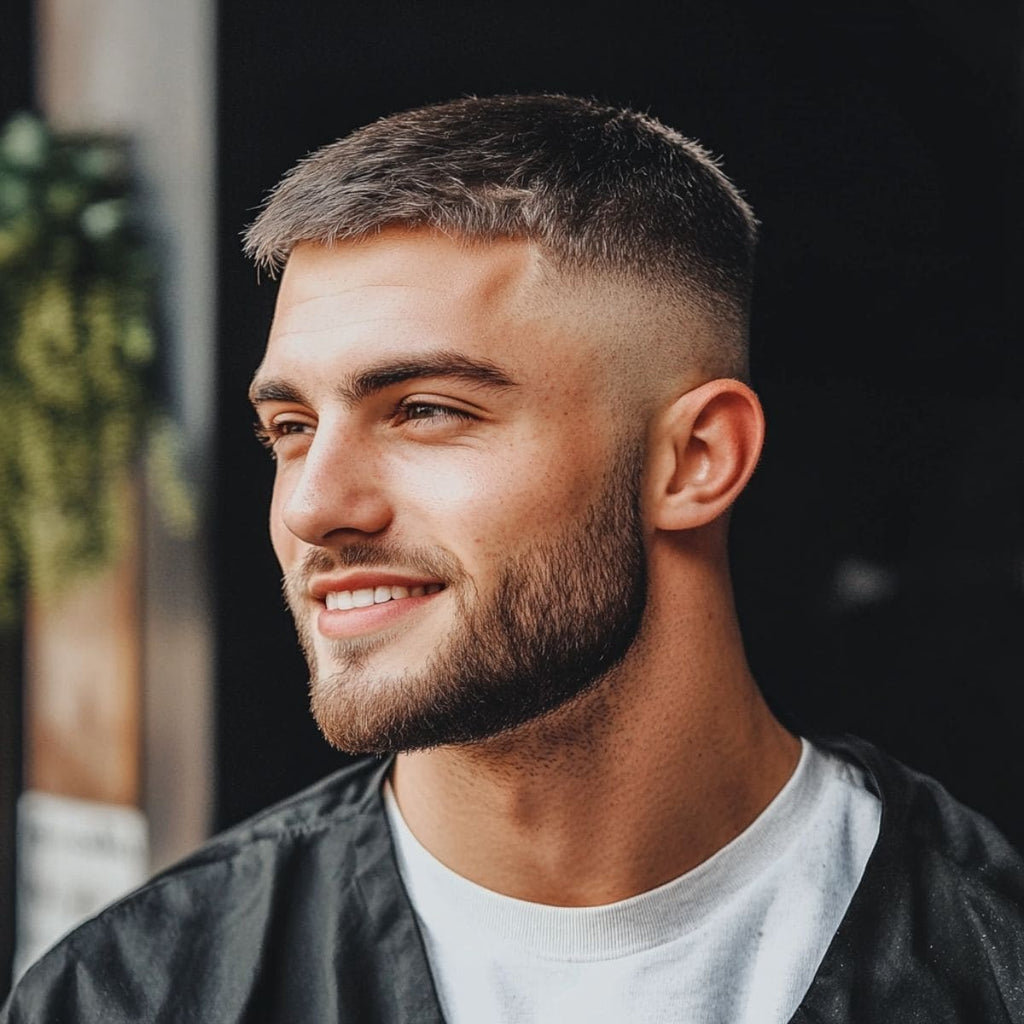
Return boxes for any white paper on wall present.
[14,790,148,980]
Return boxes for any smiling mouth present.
[324,584,445,610]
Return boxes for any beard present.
[284,445,648,755]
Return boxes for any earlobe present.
[650,379,765,532]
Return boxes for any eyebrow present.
[248,350,518,409]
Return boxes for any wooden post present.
[23,519,141,808]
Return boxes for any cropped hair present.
[244,94,758,349]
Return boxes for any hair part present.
[244,94,758,378]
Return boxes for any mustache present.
[284,543,466,592]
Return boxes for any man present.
[5,94,1023,1022]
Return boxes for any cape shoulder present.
[794,735,1024,1022]
[1,755,436,1024]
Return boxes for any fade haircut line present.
[244,94,758,377]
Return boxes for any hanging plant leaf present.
[0,111,191,622]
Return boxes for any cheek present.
[393,437,605,561]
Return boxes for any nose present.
[277,426,393,545]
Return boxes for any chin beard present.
[287,444,647,754]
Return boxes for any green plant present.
[0,112,189,622]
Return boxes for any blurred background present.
[2,0,1022,1000]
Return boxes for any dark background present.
[214,0,1024,848]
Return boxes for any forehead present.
[265,230,558,363]
[278,229,544,302]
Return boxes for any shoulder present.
[186,752,389,862]
[798,736,1024,1022]
[822,734,1024,895]
[2,756,397,1023]
[126,752,391,907]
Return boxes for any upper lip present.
[308,571,446,601]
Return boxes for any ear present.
[647,379,765,532]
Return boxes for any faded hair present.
[244,94,758,375]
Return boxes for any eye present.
[253,418,314,457]
[394,399,477,426]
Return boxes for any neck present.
[390,554,798,906]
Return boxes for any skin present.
[252,227,799,907]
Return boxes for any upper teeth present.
[325,584,443,610]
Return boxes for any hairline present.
[272,226,750,391]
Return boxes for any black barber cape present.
[4,736,1024,1023]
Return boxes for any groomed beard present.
[285,444,648,755]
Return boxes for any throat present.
[389,688,800,906]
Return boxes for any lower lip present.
[316,590,444,639]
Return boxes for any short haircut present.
[244,94,758,374]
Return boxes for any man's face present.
[252,231,648,753]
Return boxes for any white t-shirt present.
[383,740,880,1024]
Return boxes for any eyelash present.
[394,399,476,425]
[253,420,307,456]
[253,400,476,455]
